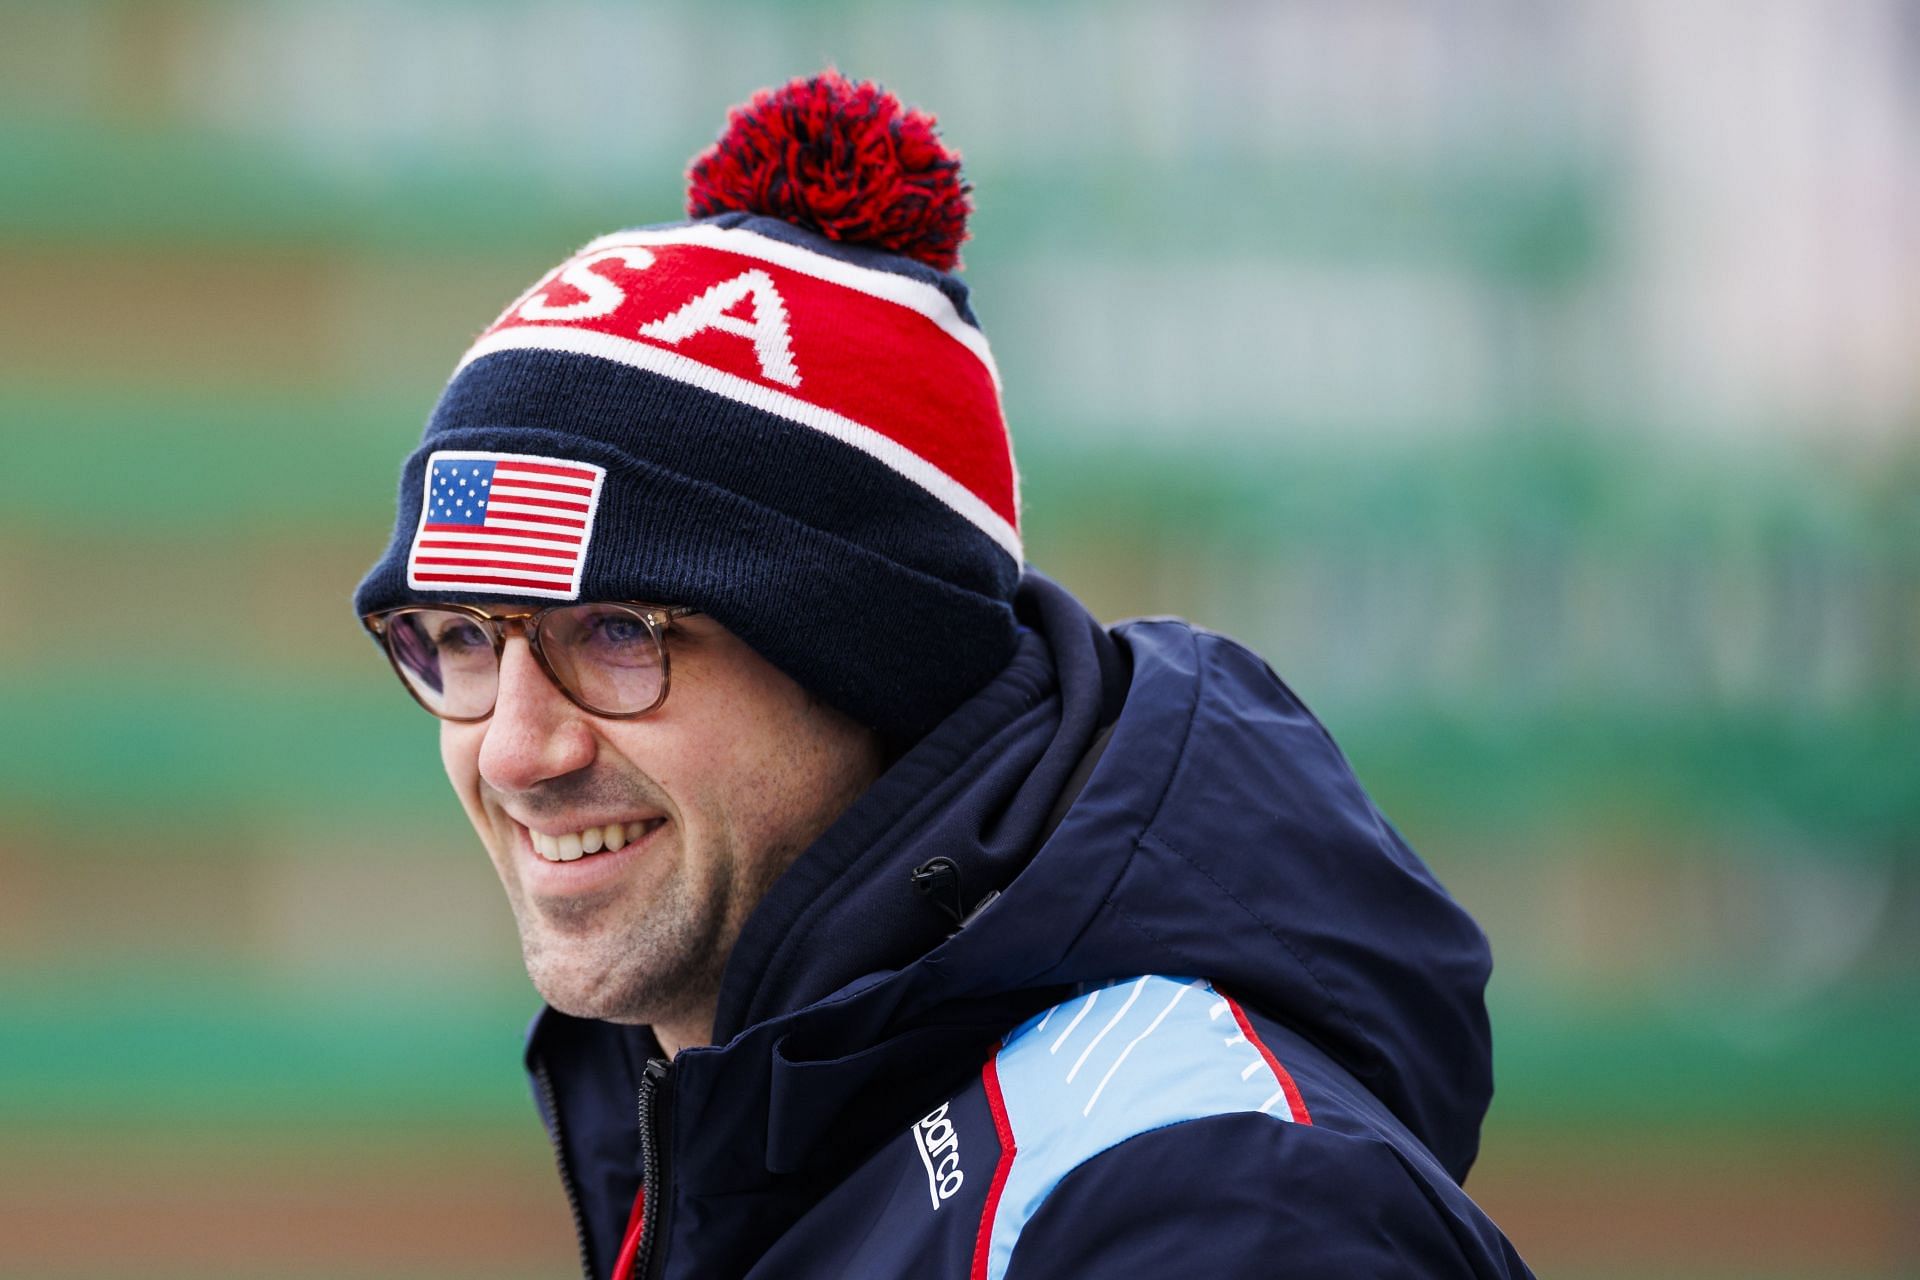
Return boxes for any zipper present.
[633,1056,675,1280]
[531,1056,597,1280]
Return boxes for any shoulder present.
[977,976,1529,1280]
[988,975,1312,1157]
[979,975,1305,1280]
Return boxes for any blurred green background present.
[1,1,1915,1276]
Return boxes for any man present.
[357,71,1534,1279]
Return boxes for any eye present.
[566,607,661,667]
[434,619,491,653]
[588,613,647,645]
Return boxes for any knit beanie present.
[355,72,1022,741]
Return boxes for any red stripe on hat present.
[412,556,576,573]
[478,239,1014,532]
[497,460,600,482]
[413,571,574,590]
[423,523,582,544]
[492,477,597,497]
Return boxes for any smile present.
[528,818,666,862]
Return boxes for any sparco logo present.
[912,1102,965,1208]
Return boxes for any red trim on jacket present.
[611,1183,646,1280]
[970,1048,1018,1280]
[1225,994,1312,1125]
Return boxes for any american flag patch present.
[405,451,606,600]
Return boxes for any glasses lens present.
[540,603,667,715]
[384,609,498,719]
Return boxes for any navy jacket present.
[527,575,1535,1278]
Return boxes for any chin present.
[522,935,697,1028]
[528,961,647,1023]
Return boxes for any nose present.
[476,635,597,794]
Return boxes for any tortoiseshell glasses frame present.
[362,601,702,722]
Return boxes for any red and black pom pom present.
[687,70,973,273]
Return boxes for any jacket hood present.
[530,573,1495,1270]
[1006,589,1495,1178]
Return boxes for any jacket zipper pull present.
[632,1057,674,1280]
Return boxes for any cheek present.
[729,706,880,849]
[653,672,789,794]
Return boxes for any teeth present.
[529,820,659,862]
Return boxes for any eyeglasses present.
[362,602,701,722]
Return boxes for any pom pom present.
[688,70,973,272]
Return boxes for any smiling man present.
[357,72,1532,1280]
[435,602,885,1054]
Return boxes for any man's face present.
[439,608,886,1041]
